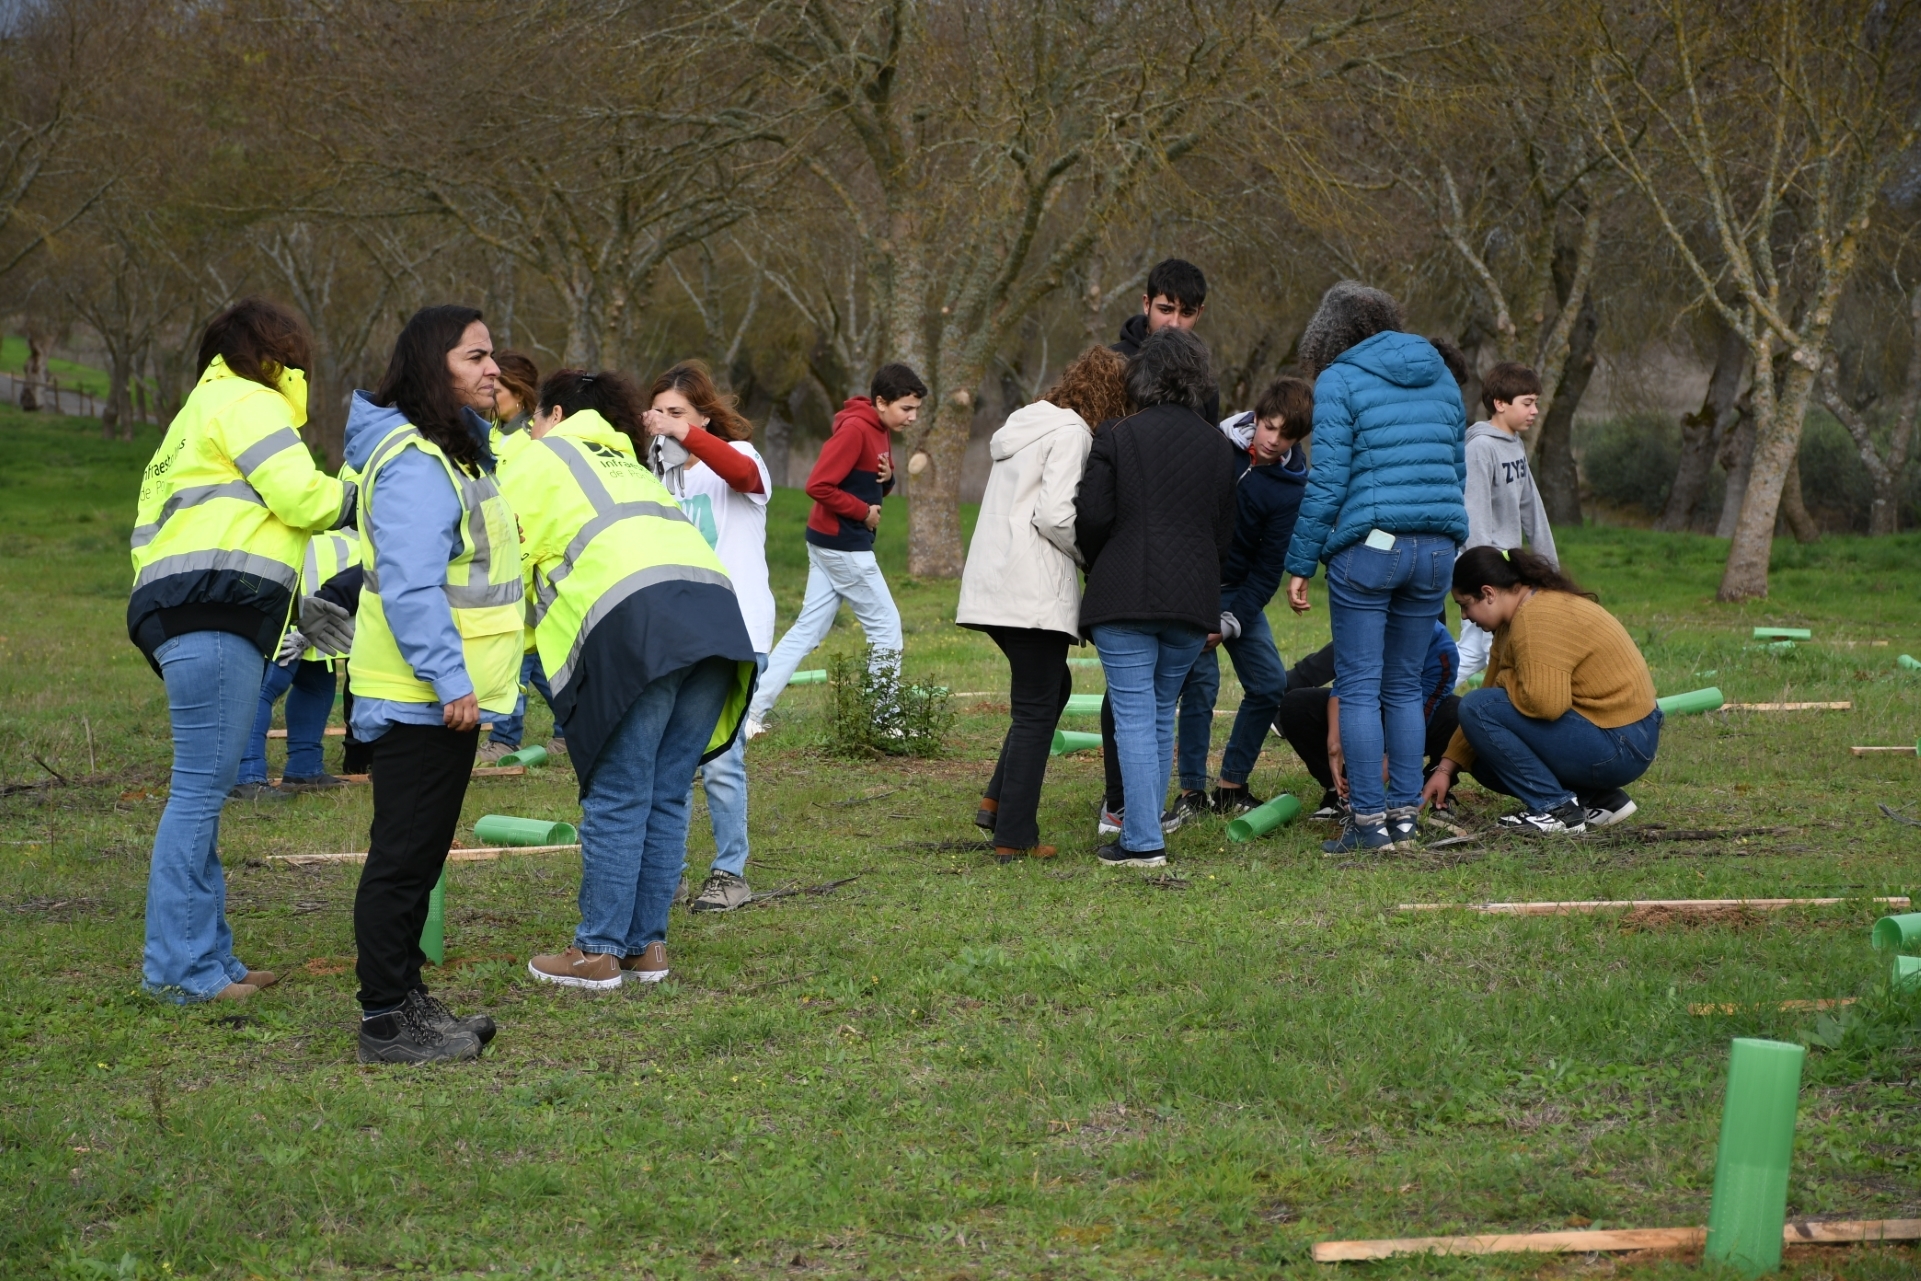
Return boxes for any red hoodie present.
[804,397,894,551]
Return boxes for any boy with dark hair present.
[1457,360,1555,682]
[1112,258,1219,424]
[746,362,926,735]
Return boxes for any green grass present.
[2,407,1919,1279]
[0,335,116,398]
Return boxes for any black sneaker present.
[357,997,482,1064]
[409,989,496,1046]
[1096,843,1167,869]
[975,798,998,834]
[282,772,348,791]
[1581,790,1638,828]
[1211,785,1264,815]
[1385,805,1420,849]
[1308,790,1347,823]
[227,781,291,802]
[1497,802,1589,835]
[1168,790,1210,823]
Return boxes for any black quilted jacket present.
[1074,403,1238,638]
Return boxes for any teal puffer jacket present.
[1283,331,1468,577]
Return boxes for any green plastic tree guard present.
[1050,729,1102,756]
[789,669,828,685]
[1752,627,1811,641]
[1704,1037,1805,1277]
[1656,686,1724,716]
[1067,657,1102,668]
[1871,913,1921,953]
[497,744,548,769]
[1898,654,1921,672]
[421,866,447,965]
[1226,794,1303,842]
[1894,955,1921,992]
[1063,694,1104,715]
[473,814,579,846]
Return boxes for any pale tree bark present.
[1819,286,1921,536]
[1591,0,1919,599]
[1660,317,1747,531]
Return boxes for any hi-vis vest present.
[298,526,359,665]
[348,424,524,713]
[129,358,347,659]
[498,411,752,760]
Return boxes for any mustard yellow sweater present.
[1445,590,1657,768]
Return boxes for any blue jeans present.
[489,651,560,749]
[144,631,263,1002]
[1458,688,1662,812]
[1325,533,1457,816]
[1175,610,1288,790]
[1093,620,1209,852]
[575,657,736,956]
[698,653,767,878]
[236,659,336,784]
[750,546,902,722]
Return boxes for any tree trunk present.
[1719,351,1819,601]
[19,329,47,412]
[1779,453,1819,543]
[1714,413,1755,539]
[1533,291,1595,527]
[1659,322,1746,532]
[100,346,136,440]
[905,383,973,579]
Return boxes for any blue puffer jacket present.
[1284,331,1468,577]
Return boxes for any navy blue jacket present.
[1220,440,1309,624]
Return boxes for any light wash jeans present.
[490,650,562,749]
[575,657,735,956]
[1175,609,1287,790]
[1325,533,1457,817]
[236,658,335,784]
[1093,620,1209,852]
[749,545,902,722]
[144,630,263,1002]
[697,653,766,879]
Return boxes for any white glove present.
[1219,611,1242,642]
[275,629,307,667]
[649,435,690,495]
[299,595,354,656]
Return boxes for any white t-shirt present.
[669,440,776,652]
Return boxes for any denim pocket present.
[1330,541,1401,594]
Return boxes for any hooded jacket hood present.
[1465,419,1521,448]
[343,391,494,472]
[1113,312,1151,357]
[1334,330,1449,390]
[992,400,1087,462]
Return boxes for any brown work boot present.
[242,969,278,990]
[974,797,998,833]
[620,942,670,985]
[994,845,1058,864]
[526,946,623,991]
[476,741,514,766]
[213,982,258,1001]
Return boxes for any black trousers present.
[354,722,478,1010]
[980,627,1073,850]
[1275,689,1461,793]
[340,675,373,776]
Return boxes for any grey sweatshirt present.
[1463,420,1557,565]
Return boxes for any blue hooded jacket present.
[1283,331,1468,577]
[1219,432,1309,624]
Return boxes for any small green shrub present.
[825,647,954,757]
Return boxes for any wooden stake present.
[268,842,579,866]
[1310,1218,1921,1262]
[1395,897,1909,916]
[264,766,524,786]
[1852,746,1918,756]
[1689,998,1857,1016]
[1721,701,1851,711]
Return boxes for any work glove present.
[1218,611,1242,642]
[299,594,355,656]
[649,434,690,495]
[275,628,307,667]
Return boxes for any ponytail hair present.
[1452,545,1596,602]
[647,359,753,441]
[537,368,648,452]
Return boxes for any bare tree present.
[1820,282,1921,535]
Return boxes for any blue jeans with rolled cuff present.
[697,653,767,879]
[1456,687,1662,813]
[237,658,336,784]
[1093,620,1210,852]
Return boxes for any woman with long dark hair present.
[130,298,351,1003]
[343,305,523,1063]
[1282,281,1468,854]
[1423,547,1659,833]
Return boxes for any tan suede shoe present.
[213,983,258,1001]
[527,947,623,991]
[242,969,278,990]
[619,942,669,985]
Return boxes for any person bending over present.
[1422,547,1658,835]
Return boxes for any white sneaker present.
[743,719,766,741]
[1583,792,1638,828]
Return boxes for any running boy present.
[1458,361,1556,683]
[746,363,926,736]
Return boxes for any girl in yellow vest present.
[342,305,523,1063]
[129,299,351,1003]
[498,370,755,992]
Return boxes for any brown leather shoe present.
[994,845,1058,864]
[213,982,258,1001]
[619,942,669,985]
[527,946,623,990]
[243,969,278,990]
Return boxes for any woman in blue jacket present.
[1283,282,1467,854]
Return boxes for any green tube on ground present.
[421,866,447,965]
[472,814,579,847]
[1050,729,1102,756]
[1063,693,1104,715]
[1871,913,1921,952]
[1894,955,1921,991]
[789,669,828,685]
[1656,686,1724,715]
[1067,657,1102,668]
[1226,793,1303,842]
[497,744,548,769]
[1752,627,1811,641]
[1704,1037,1805,1277]
[1898,654,1921,672]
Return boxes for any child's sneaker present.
[1308,790,1347,822]
[1168,790,1210,823]
[1496,802,1588,835]
[1322,814,1394,855]
[1385,805,1421,849]
[1097,804,1123,836]
[1096,843,1167,869]
[1581,790,1637,828]
[1211,785,1263,815]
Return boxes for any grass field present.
[2,406,1919,1279]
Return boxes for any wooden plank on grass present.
[264,766,524,786]
[1311,1218,1921,1262]
[1853,745,1918,756]
[1689,998,1858,1016]
[267,722,493,738]
[1395,896,1909,916]
[1722,701,1852,711]
[268,842,578,867]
